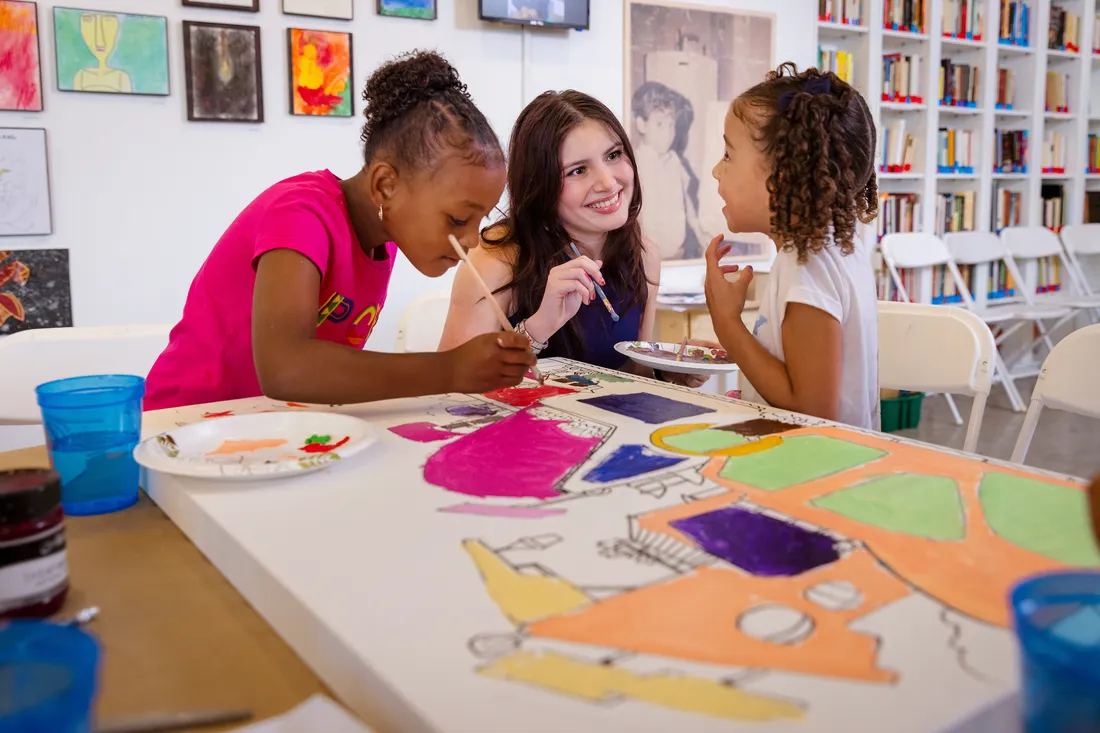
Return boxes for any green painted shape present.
[662,429,747,454]
[811,474,965,540]
[584,372,633,383]
[980,473,1100,566]
[718,435,886,490]
[53,9,169,94]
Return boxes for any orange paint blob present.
[207,438,288,456]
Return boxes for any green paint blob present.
[980,473,1100,567]
[812,474,966,540]
[305,434,331,445]
[718,435,886,490]
[662,429,747,454]
[584,372,633,383]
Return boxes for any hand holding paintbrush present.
[568,242,619,322]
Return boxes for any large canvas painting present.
[0,0,42,111]
[183,21,264,123]
[53,7,169,95]
[284,0,352,20]
[0,128,50,236]
[625,0,774,265]
[287,28,352,117]
[377,0,436,20]
[0,249,71,334]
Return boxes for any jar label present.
[0,524,68,612]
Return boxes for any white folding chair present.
[394,290,452,352]
[1058,224,1100,322]
[1000,226,1096,325]
[1010,323,1100,465]
[881,232,1026,412]
[878,300,996,453]
[0,325,172,423]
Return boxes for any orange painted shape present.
[527,549,909,682]
[698,426,1088,627]
[285,402,310,408]
[207,438,288,456]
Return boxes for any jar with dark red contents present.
[0,468,69,618]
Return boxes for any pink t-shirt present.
[145,170,398,410]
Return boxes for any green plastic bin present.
[881,391,924,432]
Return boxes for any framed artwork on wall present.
[183,21,264,123]
[288,28,353,117]
[0,0,43,111]
[0,249,72,334]
[53,7,170,96]
[283,0,352,20]
[377,0,436,20]
[0,127,51,237]
[182,0,260,11]
[624,0,775,266]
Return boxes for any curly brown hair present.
[359,50,503,173]
[733,62,878,262]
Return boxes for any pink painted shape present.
[389,422,461,443]
[483,384,576,408]
[438,503,567,518]
[423,408,600,499]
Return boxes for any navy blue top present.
[510,283,643,370]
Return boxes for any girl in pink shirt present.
[145,51,533,410]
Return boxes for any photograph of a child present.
[480,0,587,25]
[626,0,774,264]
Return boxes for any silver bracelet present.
[514,319,548,354]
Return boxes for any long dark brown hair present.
[733,63,878,262]
[483,90,649,360]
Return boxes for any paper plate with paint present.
[133,412,376,481]
[615,341,740,376]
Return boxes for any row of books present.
[940,61,979,107]
[938,127,976,172]
[878,193,921,241]
[930,266,966,303]
[884,0,925,33]
[935,190,977,236]
[1087,133,1100,173]
[993,186,1023,231]
[1041,130,1066,173]
[942,0,982,39]
[879,121,917,171]
[819,0,864,24]
[1048,7,1080,52]
[999,0,1030,47]
[1042,183,1065,234]
[877,257,1017,303]
[1045,71,1071,113]
[1034,256,1063,292]
[994,129,1028,173]
[987,261,1018,298]
[819,47,856,84]
[995,68,1016,109]
[883,54,922,102]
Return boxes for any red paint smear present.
[423,408,600,499]
[297,84,342,108]
[300,436,349,453]
[389,422,461,443]
[285,402,310,408]
[0,8,43,111]
[484,385,576,408]
[202,410,233,419]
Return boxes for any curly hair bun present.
[361,50,469,141]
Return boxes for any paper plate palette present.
[615,340,740,376]
[134,412,377,481]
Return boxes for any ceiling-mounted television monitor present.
[479,0,590,30]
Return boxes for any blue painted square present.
[579,392,715,425]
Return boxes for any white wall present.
[6,0,814,350]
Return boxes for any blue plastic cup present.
[1010,571,1100,733]
[35,375,144,516]
[0,621,100,733]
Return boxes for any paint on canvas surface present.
[377,0,435,19]
[185,22,262,122]
[53,7,169,95]
[0,0,41,111]
[0,249,72,334]
[288,28,351,117]
[0,127,51,236]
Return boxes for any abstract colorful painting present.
[183,21,264,123]
[284,0,352,20]
[0,0,41,111]
[0,249,71,334]
[287,28,352,117]
[377,0,436,20]
[0,127,50,236]
[52,7,169,95]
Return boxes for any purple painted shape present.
[424,408,601,499]
[446,404,496,417]
[578,392,715,425]
[438,503,567,518]
[389,422,461,443]
[670,505,840,576]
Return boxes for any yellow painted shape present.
[206,438,288,456]
[480,651,803,722]
[462,540,590,625]
[651,424,784,457]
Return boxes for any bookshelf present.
[818,0,1100,306]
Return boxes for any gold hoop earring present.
[378,205,383,222]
